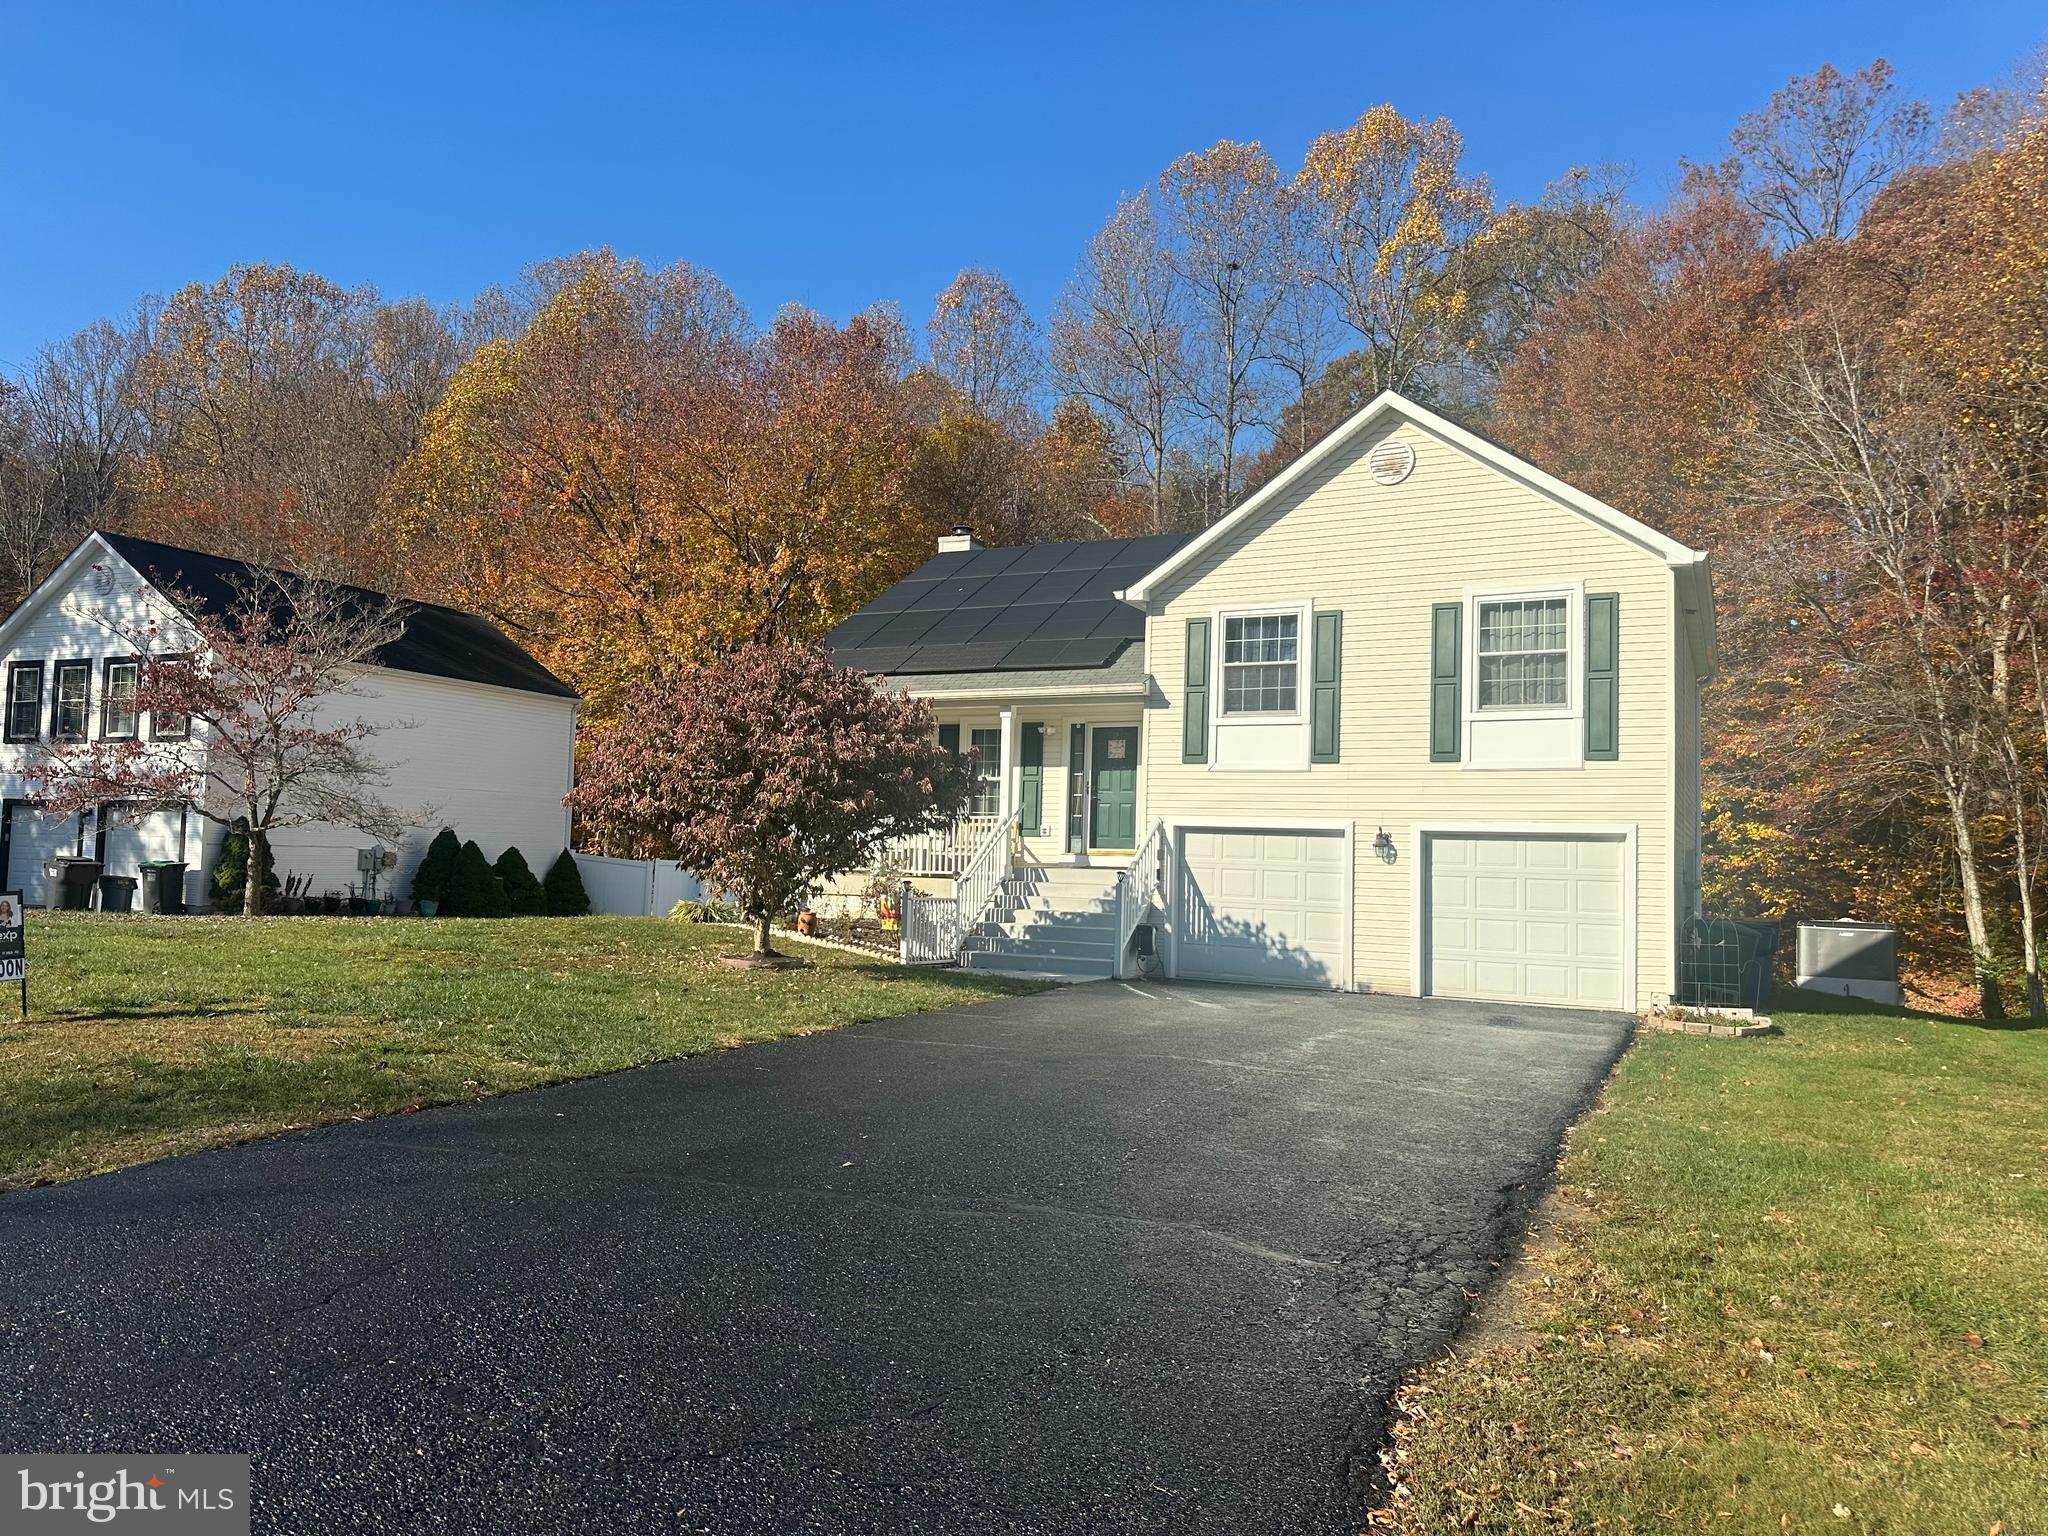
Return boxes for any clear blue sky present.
[2,1,2041,375]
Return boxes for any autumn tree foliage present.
[25,569,417,916]
[925,267,1039,424]
[566,645,973,960]
[398,254,934,725]
[134,264,465,586]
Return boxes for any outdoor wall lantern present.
[1372,827,1397,864]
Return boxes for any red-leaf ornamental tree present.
[26,569,417,915]
[567,643,974,962]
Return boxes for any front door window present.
[1089,726,1139,850]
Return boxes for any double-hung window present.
[50,661,92,741]
[967,727,1002,817]
[4,662,43,742]
[1476,597,1569,711]
[1221,613,1299,715]
[149,656,190,739]
[101,658,140,740]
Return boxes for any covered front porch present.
[890,695,1151,877]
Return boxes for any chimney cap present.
[936,525,983,555]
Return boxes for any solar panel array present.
[826,532,1193,674]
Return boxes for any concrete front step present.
[984,893,1119,925]
[962,930,1120,963]
[1006,865,1123,894]
[961,948,1118,980]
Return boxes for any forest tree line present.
[2,56,2045,1010]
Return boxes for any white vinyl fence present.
[572,853,705,917]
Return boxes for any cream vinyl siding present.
[1142,415,1682,1009]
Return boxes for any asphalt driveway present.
[0,981,1631,1534]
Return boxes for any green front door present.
[1089,726,1140,850]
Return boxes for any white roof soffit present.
[1116,390,1710,604]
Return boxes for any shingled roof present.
[97,533,579,701]
[826,532,1192,675]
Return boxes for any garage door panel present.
[7,807,83,907]
[1176,827,1348,989]
[1577,924,1622,960]
[1427,833,1628,1010]
[1473,876,1521,910]
[1577,840,1623,874]
[1578,879,1623,917]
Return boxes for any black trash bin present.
[139,860,188,915]
[46,857,102,911]
[97,874,138,914]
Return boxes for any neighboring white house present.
[826,389,1717,1012]
[0,532,580,911]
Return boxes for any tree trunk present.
[244,826,265,918]
[2000,750,2047,1022]
[753,909,776,958]
[1944,789,2002,1020]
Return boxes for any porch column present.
[997,707,1017,822]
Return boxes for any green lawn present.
[1380,995,2047,1535]
[0,913,1042,1191]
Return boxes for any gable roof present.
[826,532,1193,675]
[1116,390,1716,670]
[5,532,579,701]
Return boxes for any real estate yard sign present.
[0,891,23,1018]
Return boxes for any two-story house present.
[826,390,1715,1012]
[0,532,581,911]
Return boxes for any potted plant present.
[796,909,818,937]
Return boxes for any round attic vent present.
[92,564,115,595]
[1367,440,1416,486]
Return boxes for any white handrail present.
[1115,819,1169,972]
[885,814,1001,877]
[954,810,1018,938]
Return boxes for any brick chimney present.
[936,524,982,555]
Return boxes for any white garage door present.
[6,805,84,907]
[100,807,187,878]
[1174,827,1349,988]
[1425,833,1628,1009]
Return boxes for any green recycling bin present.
[139,861,188,915]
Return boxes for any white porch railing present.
[885,814,1002,877]
[899,890,961,964]
[1115,819,1170,975]
[899,811,1017,965]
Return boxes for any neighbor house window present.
[50,661,92,741]
[4,662,43,742]
[148,657,190,739]
[100,658,140,740]
[968,727,1002,817]
[1476,597,1570,710]
[1221,613,1298,715]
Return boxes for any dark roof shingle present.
[98,533,579,701]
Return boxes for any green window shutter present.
[1310,611,1342,763]
[1429,603,1462,762]
[1019,722,1044,833]
[1065,724,1087,851]
[937,723,960,756]
[1585,592,1620,761]
[1182,617,1210,763]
